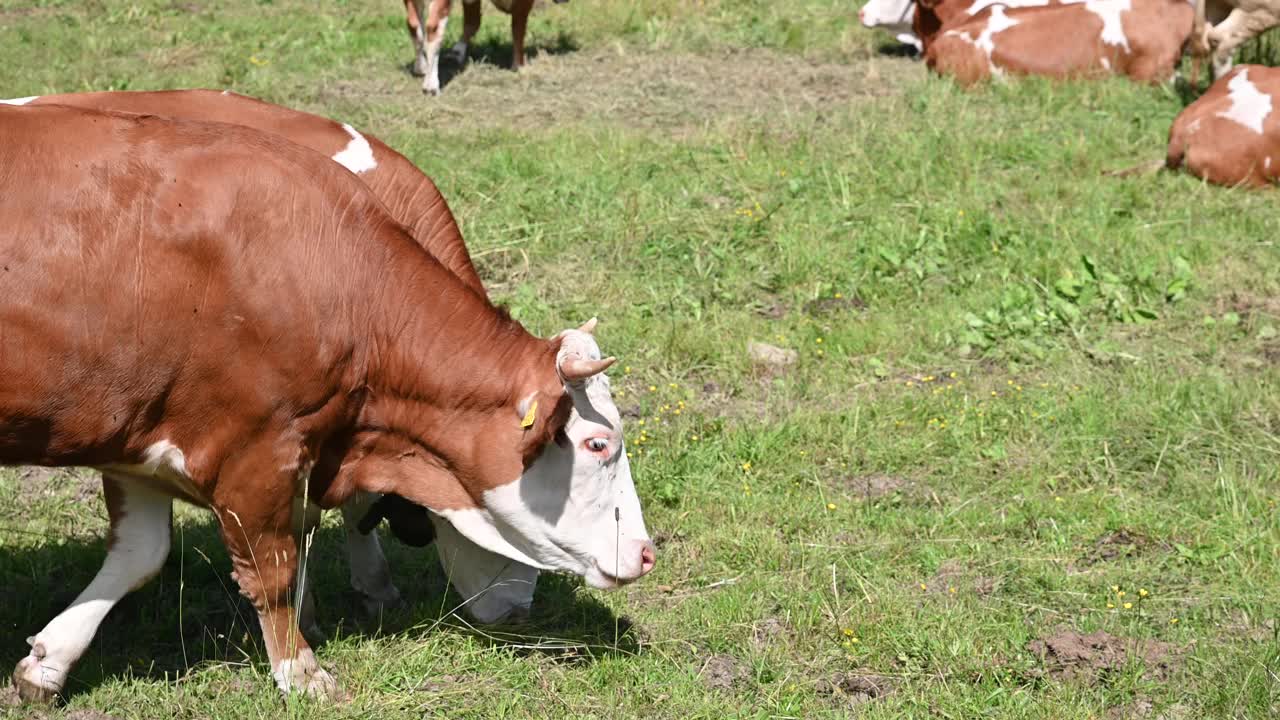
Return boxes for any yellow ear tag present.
[520,400,538,429]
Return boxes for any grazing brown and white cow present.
[0,103,653,700]
[1167,64,1280,186]
[1190,0,1276,80]
[3,88,542,627]
[407,0,565,96]
[925,0,1194,86]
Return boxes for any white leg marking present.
[331,124,378,174]
[423,16,448,95]
[0,96,38,106]
[15,479,171,698]
[339,495,403,614]
[272,648,336,696]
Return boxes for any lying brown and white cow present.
[925,0,1193,86]
[407,0,565,95]
[0,103,653,699]
[859,0,1089,54]
[2,89,541,628]
[1167,64,1280,186]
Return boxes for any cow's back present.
[0,104,405,473]
[24,89,484,295]
[1168,65,1280,187]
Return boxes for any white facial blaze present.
[1084,0,1131,51]
[332,124,378,174]
[1217,68,1273,135]
[431,328,650,588]
[860,0,915,30]
[0,96,38,106]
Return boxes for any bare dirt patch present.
[341,47,920,138]
[750,616,791,648]
[1078,529,1167,566]
[805,294,867,316]
[815,671,895,707]
[837,472,914,500]
[699,653,750,692]
[1027,629,1180,683]
[924,559,1001,597]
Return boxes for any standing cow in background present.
[925,0,1193,86]
[1190,0,1279,80]
[4,89,542,628]
[406,0,568,95]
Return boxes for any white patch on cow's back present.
[946,5,1019,76]
[1216,68,1273,135]
[1084,0,1132,51]
[0,96,38,106]
[332,124,378,174]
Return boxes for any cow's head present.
[431,515,540,623]
[363,319,655,590]
[859,0,916,31]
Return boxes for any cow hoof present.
[274,658,339,700]
[12,656,61,704]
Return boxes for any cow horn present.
[560,355,615,382]
[578,317,599,334]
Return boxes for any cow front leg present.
[215,483,335,698]
[422,0,453,95]
[339,493,403,616]
[448,0,481,65]
[13,475,172,702]
[509,0,534,69]
[405,0,428,76]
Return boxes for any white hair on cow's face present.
[436,327,654,589]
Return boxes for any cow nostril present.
[639,543,657,574]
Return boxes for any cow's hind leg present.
[13,475,172,702]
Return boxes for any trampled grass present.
[3,0,1280,717]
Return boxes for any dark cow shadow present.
[875,41,920,59]
[0,514,636,703]
[435,31,580,91]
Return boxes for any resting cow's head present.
[859,0,916,32]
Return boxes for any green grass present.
[5,0,1280,717]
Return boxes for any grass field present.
[4,0,1280,717]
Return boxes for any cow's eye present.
[585,437,609,453]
